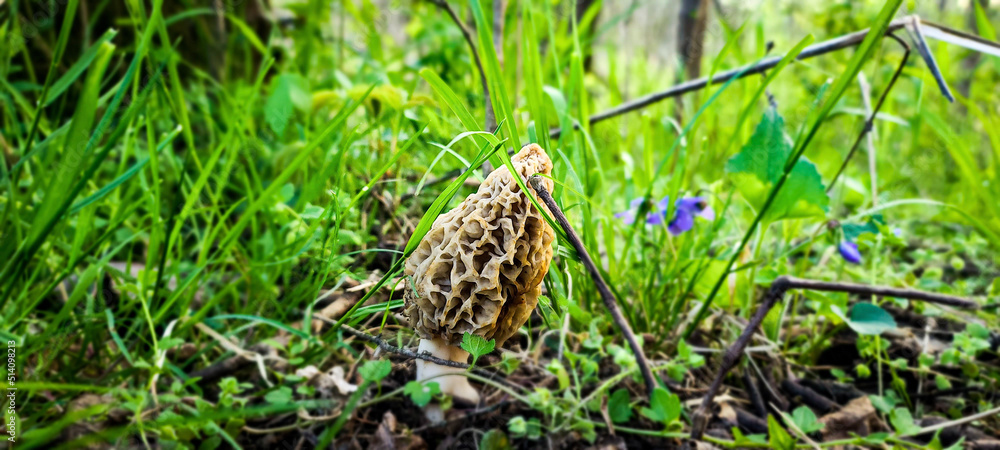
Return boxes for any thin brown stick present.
[331,321,517,388]
[827,33,909,194]
[427,0,495,132]
[528,176,657,397]
[549,15,970,139]
[689,275,979,440]
[776,276,979,309]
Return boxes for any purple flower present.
[838,241,862,264]
[613,198,647,225]
[616,196,715,235]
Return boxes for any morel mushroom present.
[404,144,556,404]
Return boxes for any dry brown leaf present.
[818,396,880,441]
[372,411,427,450]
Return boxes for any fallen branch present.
[529,175,658,398]
[690,275,979,440]
[549,15,978,138]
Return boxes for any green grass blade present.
[43,28,119,107]
[68,126,181,215]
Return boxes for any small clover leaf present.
[403,380,440,407]
[359,359,391,383]
[789,406,824,434]
[639,387,681,427]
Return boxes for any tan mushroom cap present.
[404,144,556,346]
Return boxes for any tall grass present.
[1,0,998,446]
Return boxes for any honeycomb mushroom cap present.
[404,144,556,346]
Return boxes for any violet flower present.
[838,241,862,264]
[615,196,715,235]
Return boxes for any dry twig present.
[529,175,658,398]
[690,275,979,440]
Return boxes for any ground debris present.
[817,396,883,441]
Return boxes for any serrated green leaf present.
[726,107,829,222]
[461,332,496,365]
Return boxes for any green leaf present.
[974,0,997,42]
[733,428,768,446]
[860,432,890,446]
[461,332,496,366]
[678,339,705,368]
[847,303,898,336]
[890,408,922,436]
[843,215,886,241]
[507,416,527,437]
[967,323,990,340]
[935,374,952,391]
[499,352,520,375]
[573,420,597,443]
[264,386,293,405]
[639,387,681,426]
[768,414,796,450]
[478,429,512,450]
[200,435,222,450]
[159,337,185,351]
[300,203,325,220]
[726,107,829,222]
[545,360,570,390]
[358,360,391,383]
[266,73,311,135]
[403,381,440,407]
[279,183,295,203]
[607,388,633,424]
[790,406,824,434]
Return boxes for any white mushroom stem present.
[415,337,481,405]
